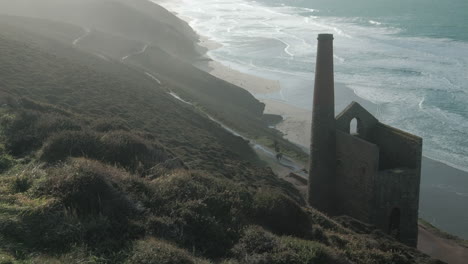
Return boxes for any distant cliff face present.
[0,0,200,60]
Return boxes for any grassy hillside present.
[0,0,308,163]
[0,0,199,61]
[0,2,442,264]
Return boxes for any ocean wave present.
[369,20,382,26]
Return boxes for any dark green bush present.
[0,109,81,156]
[99,131,172,173]
[35,113,82,139]
[125,238,209,264]
[38,158,136,220]
[1,110,41,155]
[0,153,16,173]
[252,189,312,237]
[91,118,130,132]
[40,130,101,163]
[9,176,32,193]
[232,226,338,264]
[148,171,253,257]
[0,200,82,252]
[40,130,183,175]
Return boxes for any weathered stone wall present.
[373,169,421,247]
[335,131,379,223]
[371,123,423,170]
[335,102,379,139]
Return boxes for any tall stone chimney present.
[308,34,336,213]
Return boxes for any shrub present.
[9,176,31,193]
[231,226,279,256]
[0,109,81,156]
[148,171,253,257]
[0,110,40,155]
[38,158,136,220]
[125,238,210,264]
[232,226,338,264]
[0,252,15,264]
[0,199,83,252]
[0,153,16,173]
[40,130,183,175]
[99,131,172,173]
[91,118,130,132]
[251,189,312,237]
[40,131,101,163]
[35,113,82,139]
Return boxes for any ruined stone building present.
[308,34,422,247]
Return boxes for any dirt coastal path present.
[121,43,149,61]
[72,27,90,46]
[418,224,468,264]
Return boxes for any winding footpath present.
[167,90,307,177]
[72,27,91,46]
[121,44,149,61]
[145,72,162,85]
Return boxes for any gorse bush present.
[40,130,183,175]
[252,188,312,237]
[37,158,136,220]
[125,238,210,264]
[99,131,173,173]
[232,226,341,264]
[148,171,254,258]
[0,159,144,254]
[8,176,31,193]
[0,108,81,156]
[91,118,130,132]
[40,130,101,163]
[0,153,15,173]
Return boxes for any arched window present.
[388,208,401,240]
[350,118,359,135]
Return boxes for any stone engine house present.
[308,34,422,247]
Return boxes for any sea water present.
[155,0,468,173]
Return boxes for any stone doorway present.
[388,207,401,240]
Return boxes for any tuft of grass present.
[232,226,342,264]
[8,176,31,193]
[36,158,136,220]
[252,188,312,237]
[0,154,16,174]
[39,130,183,175]
[147,170,254,258]
[125,238,210,264]
[0,108,81,156]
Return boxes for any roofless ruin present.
[308,34,423,247]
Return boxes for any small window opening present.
[350,118,359,135]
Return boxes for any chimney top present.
[317,34,334,40]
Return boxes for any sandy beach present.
[196,60,281,95]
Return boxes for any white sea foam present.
[156,0,468,171]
